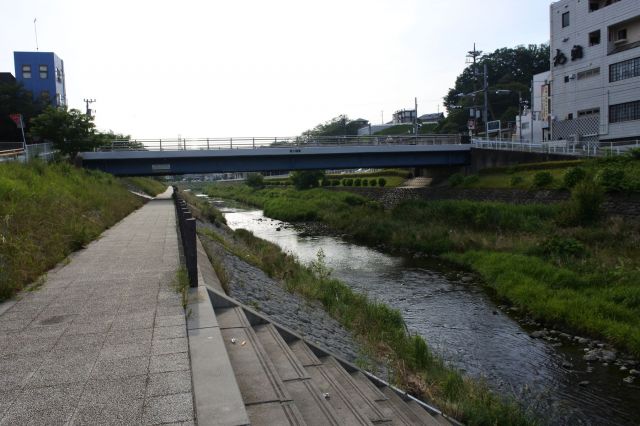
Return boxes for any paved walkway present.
[0,189,194,425]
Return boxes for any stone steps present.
[204,289,454,426]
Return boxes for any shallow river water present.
[212,199,639,425]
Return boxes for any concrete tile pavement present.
[0,189,195,425]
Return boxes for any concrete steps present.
[205,289,455,426]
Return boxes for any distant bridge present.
[78,135,470,176]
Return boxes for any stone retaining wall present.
[329,187,640,217]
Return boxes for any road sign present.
[486,120,501,134]
[467,119,476,130]
[9,114,24,129]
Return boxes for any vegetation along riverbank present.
[0,161,166,301]
[203,154,640,359]
[180,191,533,426]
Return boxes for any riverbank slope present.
[0,161,166,301]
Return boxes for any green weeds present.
[0,161,144,301]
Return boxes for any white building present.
[549,0,640,143]
[516,71,552,142]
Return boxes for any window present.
[616,29,628,41]
[521,123,530,130]
[589,0,621,12]
[562,12,570,28]
[22,65,31,79]
[567,113,574,120]
[610,101,640,123]
[610,57,640,82]
[578,108,600,117]
[589,30,601,46]
[39,65,48,79]
[577,67,601,80]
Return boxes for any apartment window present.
[616,29,628,41]
[578,108,600,117]
[577,67,601,80]
[521,123,530,130]
[22,65,31,79]
[39,65,48,79]
[610,101,640,123]
[589,30,601,46]
[589,0,621,12]
[562,12,570,28]
[567,113,574,120]
[610,57,640,82]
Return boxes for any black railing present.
[172,187,197,287]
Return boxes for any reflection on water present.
[215,201,639,426]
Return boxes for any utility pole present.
[466,44,483,136]
[484,63,489,137]
[83,99,96,117]
[414,97,418,135]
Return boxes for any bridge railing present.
[96,134,462,152]
[471,138,640,158]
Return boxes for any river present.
[209,197,639,426]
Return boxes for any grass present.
[461,156,640,192]
[0,161,145,301]
[121,177,168,196]
[173,267,189,309]
[203,180,640,356]
[198,222,532,425]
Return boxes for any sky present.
[1,0,551,138]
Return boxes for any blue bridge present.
[78,135,470,176]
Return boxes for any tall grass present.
[199,224,532,425]
[121,177,167,196]
[0,161,144,300]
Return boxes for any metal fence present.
[471,138,640,158]
[0,142,54,163]
[96,134,462,152]
[172,188,198,288]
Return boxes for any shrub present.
[510,176,524,187]
[246,173,264,189]
[629,148,640,160]
[344,179,354,187]
[362,179,368,187]
[354,178,362,187]
[563,167,586,188]
[370,179,377,187]
[598,168,625,192]
[378,178,387,187]
[448,173,464,187]
[532,172,553,188]
[559,179,605,226]
[331,180,340,186]
[291,170,325,190]
[321,178,330,187]
[537,237,587,262]
[463,175,479,186]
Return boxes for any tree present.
[29,107,97,158]
[246,173,265,189]
[438,44,550,133]
[291,170,325,190]
[0,81,45,142]
[302,115,366,137]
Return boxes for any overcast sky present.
[2,1,551,138]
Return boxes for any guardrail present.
[472,138,639,157]
[0,142,54,162]
[96,134,462,152]
[172,187,197,288]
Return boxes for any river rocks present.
[530,330,548,339]
[623,376,635,384]
[630,369,640,377]
[578,381,590,387]
[461,276,473,283]
[583,349,617,363]
[562,361,574,369]
[199,230,366,367]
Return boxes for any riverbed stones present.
[530,330,547,339]
[583,349,617,362]
[630,369,640,377]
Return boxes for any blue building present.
[14,51,67,107]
